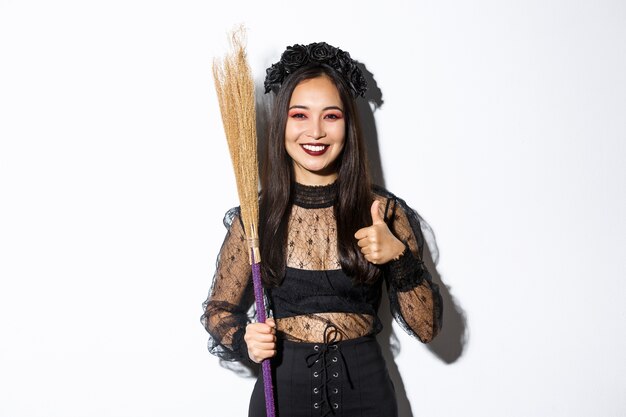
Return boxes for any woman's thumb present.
[371,200,384,225]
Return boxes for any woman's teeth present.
[302,144,327,152]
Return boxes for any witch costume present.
[202,42,443,417]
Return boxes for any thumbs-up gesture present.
[354,200,406,265]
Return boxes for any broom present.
[212,28,276,417]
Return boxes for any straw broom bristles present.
[213,30,277,416]
[212,27,260,262]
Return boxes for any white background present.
[1,1,625,416]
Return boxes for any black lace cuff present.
[232,328,254,364]
[385,244,430,292]
[203,299,253,363]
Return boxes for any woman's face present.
[284,75,346,185]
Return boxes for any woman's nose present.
[307,119,327,140]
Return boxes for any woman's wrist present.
[390,239,407,262]
[385,243,429,291]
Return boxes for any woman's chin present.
[293,164,338,184]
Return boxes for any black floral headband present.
[264,42,367,98]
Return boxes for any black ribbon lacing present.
[305,324,354,416]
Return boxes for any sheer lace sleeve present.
[379,192,443,343]
[201,207,254,362]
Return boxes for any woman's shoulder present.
[222,206,242,229]
[370,185,421,224]
[371,184,397,201]
[371,184,410,209]
[372,184,424,205]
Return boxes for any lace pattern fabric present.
[201,183,443,361]
[201,208,254,362]
[286,205,341,270]
[276,312,374,343]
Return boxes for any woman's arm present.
[201,207,254,362]
[383,195,443,343]
[356,192,443,343]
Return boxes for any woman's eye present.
[290,112,306,119]
[325,113,342,120]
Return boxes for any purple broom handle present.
[251,252,276,417]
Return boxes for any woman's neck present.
[292,181,338,209]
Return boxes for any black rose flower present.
[349,68,367,97]
[308,42,336,62]
[281,44,309,72]
[264,62,285,93]
[330,52,351,72]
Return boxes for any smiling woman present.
[285,75,346,184]
[201,42,443,417]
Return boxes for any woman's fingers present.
[245,321,277,363]
[246,321,275,333]
[248,332,275,343]
[355,223,404,265]
[248,340,277,363]
[250,342,276,350]
[356,236,375,248]
[245,323,275,339]
[354,227,368,240]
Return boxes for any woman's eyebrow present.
[288,105,344,112]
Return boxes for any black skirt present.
[249,335,398,417]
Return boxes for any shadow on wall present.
[217,66,469,417]
[358,63,468,417]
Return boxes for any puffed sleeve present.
[201,207,254,362]
[381,194,443,343]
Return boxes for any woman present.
[202,42,443,417]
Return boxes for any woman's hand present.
[354,200,406,265]
[244,318,277,363]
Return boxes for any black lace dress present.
[201,182,443,417]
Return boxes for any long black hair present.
[259,64,380,286]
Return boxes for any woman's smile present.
[301,143,330,155]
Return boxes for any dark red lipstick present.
[301,144,330,156]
